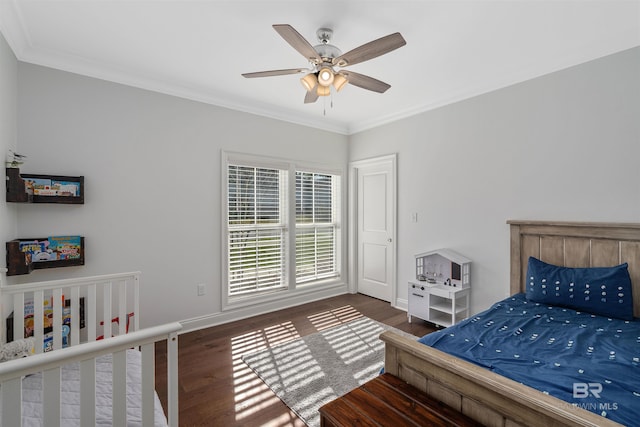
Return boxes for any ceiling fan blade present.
[273,24,320,64]
[340,71,391,93]
[332,32,406,67]
[304,88,319,104]
[242,68,306,78]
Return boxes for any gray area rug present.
[241,316,417,427]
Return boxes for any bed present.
[381,220,640,427]
[0,271,181,427]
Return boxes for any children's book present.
[48,235,82,260]
[21,297,55,348]
[43,333,54,352]
[61,304,72,348]
[19,240,54,262]
[27,178,57,195]
[52,180,80,197]
[24,178,52,191]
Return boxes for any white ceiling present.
[1,1,639,135]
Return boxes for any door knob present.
[387,238,392,243]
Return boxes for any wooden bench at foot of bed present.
[319,372,481,427]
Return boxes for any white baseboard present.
[179,285,348,334]
[393,297,408,311]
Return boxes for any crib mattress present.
[0,349,168,427]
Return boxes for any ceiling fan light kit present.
[300,73,318,91]
[332,73,348,92]
[242,24,406,105]
[317,66,334,87]
[316,85,331,97]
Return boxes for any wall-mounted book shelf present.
[6,236,85,276]
[6,168,84,204]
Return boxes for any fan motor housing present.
[313,27,342,62]
[313,43,342,62]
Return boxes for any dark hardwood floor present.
[155,293,437,427]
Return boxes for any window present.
[295,171,338,283]
[224,153,341,303]
[227,165,287,296]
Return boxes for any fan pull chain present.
[321,89,335,116]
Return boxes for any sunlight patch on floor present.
[323,318,385,365]
[231,321,302,424]
[307,304,362,330]
[229,305,368,426]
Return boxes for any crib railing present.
[0,321,181,427]
[1,272,141,351]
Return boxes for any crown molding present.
[348,42,640,135]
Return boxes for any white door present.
[354,156,396,302]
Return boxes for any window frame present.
[295,170,340,285]
[221,151,345,311]
[227,165,288,296]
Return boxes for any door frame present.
[348,153,397,305]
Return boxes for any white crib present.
[0,271,180,427]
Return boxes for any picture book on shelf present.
[52,180,80,197]
[24,177,51,191]
[48,235,82,260]
[18,240,52,262]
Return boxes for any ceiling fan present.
[242,24,406,103]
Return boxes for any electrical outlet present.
[197,283,206,296]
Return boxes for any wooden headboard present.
[509,220,640,317]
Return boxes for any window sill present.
[223,279,346,312]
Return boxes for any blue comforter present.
[418,294,640,426]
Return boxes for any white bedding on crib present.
[0,349,168,427]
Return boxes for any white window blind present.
[224,153,342,303]
[227,165,287,296]
[295,171,338,283]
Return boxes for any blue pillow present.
[525,257,634,320]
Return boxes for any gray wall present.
[0,31,17,283]
[12,64,349,328]
[350,47,640,314]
